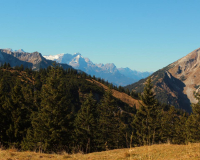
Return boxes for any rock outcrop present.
[125,48,200,113]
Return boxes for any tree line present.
[0,63,200,154]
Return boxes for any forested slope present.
[0,63,200,155]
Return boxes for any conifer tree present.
[132,77,160,146]
[31,66,79,152]
[74,91,97,153]
[186,93,200,142]
[21,128,35,151]
[5,79,31,147]
[0,73,15,146]
[174,113,187,144]
[96,88,119,150]
[159,106,177,144]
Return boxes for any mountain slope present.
[44,53,151,86]
[118,67,152,81]
[167,48,200,104]
[0,49,72,70]
[0,49,33,68]
[125,48,200,113]
[87,78,140,109]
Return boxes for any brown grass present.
[87,79,141,109]
[1,143,200,160]
[2,68,35,84]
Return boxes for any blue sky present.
[0,0,200,71]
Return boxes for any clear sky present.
[0,0,200,72]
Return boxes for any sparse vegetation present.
[180,75,187,81]
[194,84,200,89]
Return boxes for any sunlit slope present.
[1,143,200,160]
[125,48,200,113]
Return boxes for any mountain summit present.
[44,53,151,86]
[0,49,72,70]
[125,48,200,112]
[14,49,25,53]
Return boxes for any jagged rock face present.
[168,48,200,104]
[0,49,72,70]
[44,53,152,86]
[7,51,42,64]
[45,53,137,86]
[125,48,200,113]
[0,49,33,68]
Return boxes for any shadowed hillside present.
[125,48,200,113]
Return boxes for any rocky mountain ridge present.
[44,53,152,86]
[125,48,200,113]
[0,49,72,70]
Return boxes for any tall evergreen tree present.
[158,106,177,144]
[31,66,79,152]
[186,93,200,143]
[96,88,119,150]
[0,76,12,147]
[5,79,31,147]
[174,112,187,144]
[132,77,160,146]
[74,91,97,153]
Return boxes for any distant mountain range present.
[0,49,72,70]
[0,48,151,86]
[44,53,152,86]
[125,48,200,113]
[1,47,200,112]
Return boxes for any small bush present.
[124,152,130,157]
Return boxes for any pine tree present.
[9,79,31,147]
[96,88,119,150]
[74,91,97,153]
[159,106,177,144]
[186,92,200,143]
[132,77,160,146]
[31,66,79,152]
[0,73,14,147]
[174,113,187,144]
[1,79,31,148]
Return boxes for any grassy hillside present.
[87,79,140,109]
[1,143,200,160]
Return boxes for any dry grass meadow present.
[87,79,141,108]
[1,143,200,160]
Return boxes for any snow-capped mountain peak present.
[44,52,151,86]
[73,53,81,56]
[4,48,13,52]
[44,54,64,61]
[3,48,26,53]
[15,49,25,53]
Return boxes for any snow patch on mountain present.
[3,48,26,53]
[44,52,151,86]
[15,49,26,53]
[44,54,64,61]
